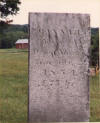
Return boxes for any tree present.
[91,28,99,67]
[0,0,21,48]
[0,0,21,31]
[0,31,28,48]
[0,0,21,19]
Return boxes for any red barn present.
[15,39,28,49]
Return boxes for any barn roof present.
[15,39,28,44]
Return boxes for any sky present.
[10,0,100,28]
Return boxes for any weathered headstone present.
[28,13,90,122]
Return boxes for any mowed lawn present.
[0,48,100,123]
[0,49,28,123]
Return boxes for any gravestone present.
[28,13,90,122]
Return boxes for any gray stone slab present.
[28,13,90,122]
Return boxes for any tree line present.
[0,24,28,48]
[90,28,99,67]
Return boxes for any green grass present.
[0,48,100,122]
[0,48,28,123]
[90,73,100,121]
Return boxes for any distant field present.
[0,48,99,123]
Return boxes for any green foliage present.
[1,31,28,48]
[0,0,21,18]
[90,28,99,66]
[0,0,21,41]
[0,21,9,33]
[0,24,28,48]
[5,24,28,33]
